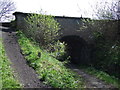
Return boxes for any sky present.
[12,0,116,18]
[12,0,101,18]
[0,0,113,22]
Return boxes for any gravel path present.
[67,64,117,89]
[1,26,49,88]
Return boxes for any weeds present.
[0,38,21,88]
[17,31,84,88]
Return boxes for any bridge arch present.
[60,35,90,64]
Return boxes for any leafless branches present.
[92,1,119,20]
[0,0,16,21]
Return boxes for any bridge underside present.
[60,35,90,65]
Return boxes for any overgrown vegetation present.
[16,9,120,88]
[17,12,85,88]
[78,1,120,86]
[17,31,84,88]
[24,13,61,47]
[23,12,67,61]
[79,18,120,79]
[0,38,21,88]
[78,0,120,80]
[93,36,120,78]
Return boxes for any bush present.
[48,40,68,61]
[24,12,61,47]
[93,39,120,78]
[79,19,120,78]
[23,12,68,61]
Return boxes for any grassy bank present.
[80,66,120,88]
[0,38,21,88]
[17,31,84,88]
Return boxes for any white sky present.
[12,0,116,18]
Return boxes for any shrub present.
[79,19,120,78]
[93,39,120,78]
[24,12,61,47]
[48,40,68,61]
[23,12,68,61]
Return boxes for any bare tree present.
[0,0,16,21]
[117,1,120,20]
[92,0,119,20]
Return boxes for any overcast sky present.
[12,0,97,18]
[12,0,117,18]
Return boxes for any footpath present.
[1,26,48,88]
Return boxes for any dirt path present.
[1,26,49,88]
[67,63,116,88]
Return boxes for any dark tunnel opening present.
[59,35,90,65]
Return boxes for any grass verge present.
[80,66,120,88]
[0,38,21,88]
[17,31,84,88]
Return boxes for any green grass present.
[0,38,22,88]
[80,66,120,88]
[17,31,84,88]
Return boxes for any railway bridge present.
[13,12,118,64]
